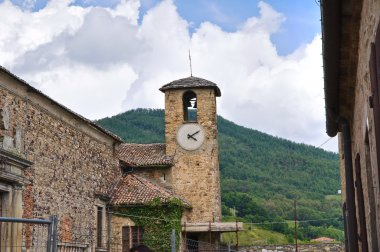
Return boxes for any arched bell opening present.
[183,91,197,122]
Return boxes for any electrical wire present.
[317,137,334,148]
[107,210,341,225]
[244,217,341,226]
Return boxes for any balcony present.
[182,222,244,233]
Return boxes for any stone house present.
[0,65,123,251]
[0,64,241,251]
[321,0,380,252]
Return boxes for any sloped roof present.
[118,143,173,167]
[159,76,221,97]
[110,174,190,207]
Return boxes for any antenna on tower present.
[188,50,193,77]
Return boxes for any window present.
[131,226,143,247]
[354,154,368,252]
[0,108,5,131]
[97,206,103,248]
[0,192,2,217]
[183,91,197,121]
[369,30,380,193]
[364,128,379,251]
[122,226,143,251]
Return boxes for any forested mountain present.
[96,108,342,241]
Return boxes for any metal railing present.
[0,216,58,252]
[0,217,241,252]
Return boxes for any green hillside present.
[96,108,343,241]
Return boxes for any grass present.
[325,194,342,201]
[221,223,344,246]
[221,224,291,246]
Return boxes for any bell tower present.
[159,76,222,224]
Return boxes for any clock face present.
[176,123,205,151]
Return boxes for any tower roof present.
[159,76,221,97]
[118,143,173,167]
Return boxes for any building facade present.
[0,65,241,251]
[322,1,380,252]
[0,66,122,251]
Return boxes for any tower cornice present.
[159,76,221,97]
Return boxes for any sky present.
[0,0,337,152]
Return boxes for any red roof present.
[118,143,173,167]
[110,174,190,207]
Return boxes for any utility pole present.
[294,200,298,252]
[235,220,239,251]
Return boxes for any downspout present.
[107,206,111,251]
[340,117,358,252]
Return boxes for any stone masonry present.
[164,88,221,223]
[339,1,380,251]
[0,69,122,250]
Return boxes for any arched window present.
[183,91,197,121]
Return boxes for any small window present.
[131,226,143,247]
[183,91,197,121]
[0,193,3,217]
[122,226,143,251]
[97,206,103,248]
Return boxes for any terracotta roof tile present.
[118,143,173,167]
[110,174,190,207]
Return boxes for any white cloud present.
[0,0,336,151]
[25,63,138,119]
[110,0,140,24]
[0,0,88,66]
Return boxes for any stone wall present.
[164,88,221,223]
[0,70,122,249]
[111,215,135,251]
[132,167,172,188]
[343,0,380,252]
[240,243,344,252]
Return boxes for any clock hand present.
[187,134,198,141]
[189,130,200,137]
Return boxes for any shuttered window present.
[132,226,143,247]
[369,21,380,197]
[369,43,380,186]
[354,154,368,252]
[97,207,103,248]
[122,226,130,252]
[122,226,143,252]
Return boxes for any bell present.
[184,100,191,107]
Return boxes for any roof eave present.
[119,159,173,168]
[128,164,172,169]
[159,86,221,97]
[111,200,192,209]
[321,0,341,137]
